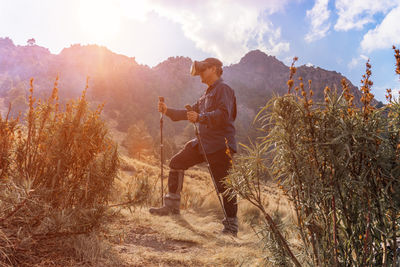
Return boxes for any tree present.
[27,38,36,46]
[123,120,153,160]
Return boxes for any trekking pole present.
[185,105,229,221]
[159,96,165,206]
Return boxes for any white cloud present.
[348,58,359,69]
[117,0,153,22]
[361,6,400,52]
[305,0,331,42]
[118,0,291,64]
[283,56,294,66]
[348,54,369,69]
[373,83,400,103]
[334,0,397,31]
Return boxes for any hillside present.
[0,37,381,148]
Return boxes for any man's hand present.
[187,111,199,123]
[158,101,167,114]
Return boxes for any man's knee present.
[169,142,200,170]
[168,145,188,169]
[169,155,180,169]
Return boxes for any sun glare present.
[78,1,122,42]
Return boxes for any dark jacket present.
[165,78,237,154]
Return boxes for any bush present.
[0,77,119,265]
[226,48,400,266]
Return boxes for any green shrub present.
[227,48,400,266]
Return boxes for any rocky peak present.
[153,56,192,71]
[239,50,287,69]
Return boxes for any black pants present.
[168,142,237,218]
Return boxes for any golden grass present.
[102,155,297,266]
[106,209,264,266]
[0,82,119,266]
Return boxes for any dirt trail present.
[106,208,263,267]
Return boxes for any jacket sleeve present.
[165,100,200,122]
[191,101,200,113]
[199,85,235,128]
[165,108,187,121]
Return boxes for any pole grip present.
[159,96,165,121]
[184,104,192,111]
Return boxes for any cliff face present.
[0,38,54,93]
[0,37,380,139]
[223,49,375,109]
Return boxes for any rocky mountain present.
[0,37,380,145]
[225,50,375,109]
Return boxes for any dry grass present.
[103,156,296,266]
[106,208,264,266]
[0,80,119,266]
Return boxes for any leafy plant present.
[226,48,400,266]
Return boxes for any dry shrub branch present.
[0,77,119,266]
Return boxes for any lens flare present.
[78,0,122,42]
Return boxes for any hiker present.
[150,57,238,236]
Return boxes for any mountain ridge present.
[0,37,381,144]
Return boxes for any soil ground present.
[105,208,264,266]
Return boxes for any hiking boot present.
[149,193,180,216]
[221,217,238,237]
[149,205,179,216]
[150,169,184,216]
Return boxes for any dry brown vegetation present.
[0,78,119,266]
[1,76,295,266]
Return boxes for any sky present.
[0,0,400,102]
